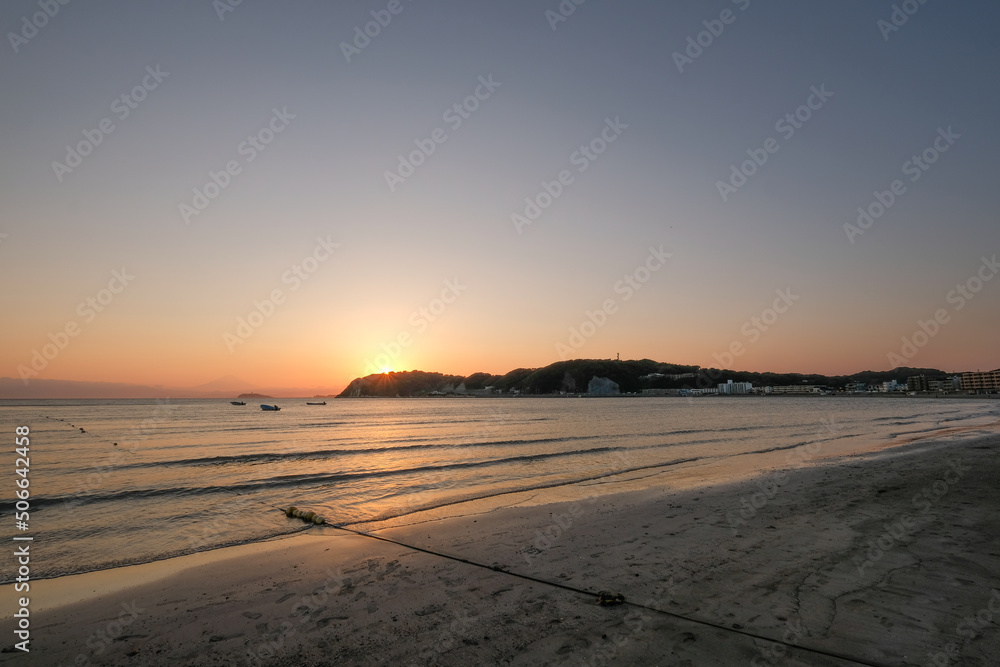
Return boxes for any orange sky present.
[2,3,998,396]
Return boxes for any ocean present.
[2,396,997,581]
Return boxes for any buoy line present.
[325,521,887,667]
[11,421,883,665]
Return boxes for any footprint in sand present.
[275,593,296,604]
[377,560,401,580]
[242,611,262,619]
[315,616,349,628]
[414,603,443,616]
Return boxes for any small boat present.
[261,404,281,411]
[306,401,327,406]
[230,401,246,406]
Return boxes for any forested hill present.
[336,359,950,397]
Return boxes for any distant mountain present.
[193,375,256,393]
[338,371,468,398]
[0,377,339,399]
[0,361,963,400]
[336,359,958,398]
[0,377,172,399]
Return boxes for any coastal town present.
[669,368,1000,397]
[340,365,1000,399]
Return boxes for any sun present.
[380,367,392,374]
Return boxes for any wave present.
[107,435,610,469]
[24,445,632,509]
[28,427,867,513]
[76,421,798,472]
[341,455,708,526]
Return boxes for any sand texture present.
[2,433,999,666]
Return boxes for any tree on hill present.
[334,360,955,397]
[337,370,466,397]
[463,372,501,390]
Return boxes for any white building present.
[718,380,753,395]
[680,388,718,397]
[766,385,821,395]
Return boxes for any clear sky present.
[2,0,998,394]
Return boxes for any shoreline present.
[6,417,998,586]
[16,410,994,588]
[3,394,998,402]
[3,424,999,664]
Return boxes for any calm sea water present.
[1,397,997,580]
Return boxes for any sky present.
[2,0,998,395]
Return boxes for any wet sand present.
[3,430,999,666]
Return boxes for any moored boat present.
[261,404,280,411]
[231,401,246,405]
[306,401,326,405]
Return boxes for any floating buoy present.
[285,506,325,525]
[596,591,625,606]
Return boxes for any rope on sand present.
[325,521,888,667]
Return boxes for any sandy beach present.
[3,427,999,666]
